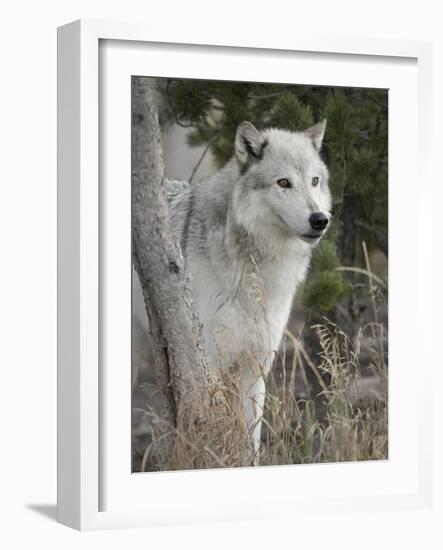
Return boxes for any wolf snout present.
[309,212,329,231]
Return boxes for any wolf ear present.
[235,121,267,165]
[305,119,327,151]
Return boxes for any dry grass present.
[139,366,254,471]
[260,320,388,466]
[138,321,388,471]
[136,254,388,472]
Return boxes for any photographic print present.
[131,77,388,472]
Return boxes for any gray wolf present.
[134,119,331,462]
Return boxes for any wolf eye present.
[312,176,320,187]
[277,178,291,189]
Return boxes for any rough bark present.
[132,78,233,469]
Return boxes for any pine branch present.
[362,90,388,111]
[164,79,194,128]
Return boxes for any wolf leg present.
[240,372,266,465]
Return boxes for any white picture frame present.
[57,19,434,531]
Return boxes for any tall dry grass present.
[261,320,387,466]
[137,251,388,472]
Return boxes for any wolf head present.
[232,120,331,247]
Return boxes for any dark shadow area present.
[26,504,57,522]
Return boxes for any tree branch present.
[188,129,222,183]
[362,90,388,111]
[164,79,194,128]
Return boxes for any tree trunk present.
[131,77,231,468]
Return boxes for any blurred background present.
[132,78,389,470]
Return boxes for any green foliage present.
[270,94,314,131]
[348,147,379,195]
[324,91,356,153]
[301,239,350,314]
[169,81,213,125]
[312,239,340,273]
[159,79,388,315]
[301,271,350,312]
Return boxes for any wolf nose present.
[309,212,329,231]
